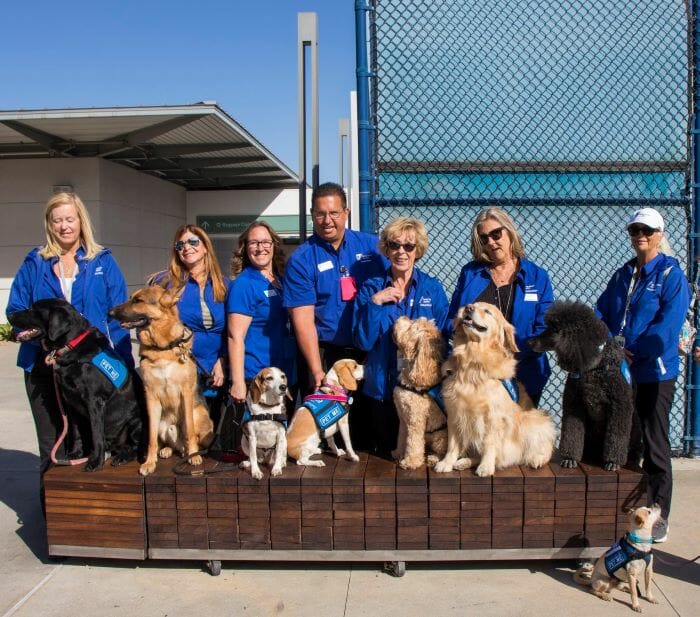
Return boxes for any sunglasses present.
[628,225,657,237]
[387,240,416,253]
[174,238,200,251]
[478,226,506,244]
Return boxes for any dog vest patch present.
[303,395,349,432]
[604,537,652,577]
[91,350,128,389]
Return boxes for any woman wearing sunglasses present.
[446,207,554,406]
[150,225,231,425]
[227,221,296,411]
[353,217,449,456]
[595,208,691,543]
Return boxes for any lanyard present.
[618,265,640,337]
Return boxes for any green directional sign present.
[196,214,312,236]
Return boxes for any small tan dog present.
[240,367,290,480]
[434,302,556,476]
[392,316,448,469]
[286,359,363,467]
[574,504,661,612]
[110,286,214,476]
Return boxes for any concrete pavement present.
[1,341,698,617]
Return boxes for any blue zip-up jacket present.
[447,258,554,397]
[7,246,133,371]
[353,267,449,401]
[595,253,690,383]
[283,230,387,347]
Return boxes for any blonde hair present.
[230,221,286,278]
[470,207,526,264]
[39,192,103,260]
[153,225,227,302]
[379,216,429,260]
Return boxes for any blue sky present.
[0,0,356,182]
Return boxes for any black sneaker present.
[652,517,669,543]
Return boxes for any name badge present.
[524,293,538,302]
[318,260,333,272]
[264,289,278,297]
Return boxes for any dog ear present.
[502,321,519,354]
[250,374,264,404]
[634,512,645,528]
[285,387,294,401]
[46,306,72,343]
[160,284,186,308]
[336,361,358,391]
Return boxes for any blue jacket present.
[353,267,449,400]
[226,266,297,384]
[447,258,554,397]
[283,230,387,347]
[596,253,690,383]
[175,275,232,375]
[7,246,133,371]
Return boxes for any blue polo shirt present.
[596,253,690,383]
[353,267,449,400]
[283,230,386,347]
[227,266,297,384]
[447,258,554,398]
[175,275,232,375]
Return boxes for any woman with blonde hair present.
[151,224,231,423]
[6,191,132,505]
[447,207,554,405]
[227,221,296,409]
[353,216,448,455]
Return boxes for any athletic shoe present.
[652,517,669,543]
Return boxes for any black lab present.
[8,298,144,471]
[529,301,641,471]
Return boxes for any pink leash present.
[49,366,88,466]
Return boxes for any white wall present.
[0,158,186,317]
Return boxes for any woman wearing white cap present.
[596,207,691,543]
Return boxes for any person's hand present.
[211,359,225,387]
[311,369,325,391]
[230,382,247,404]
[372,286,402,305]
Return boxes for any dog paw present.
[251,469,264,480]
[603,462,620,471]
[647,596,658,605]
[271,466,283,477]
[632,604,642,612]
[453,458,474,471]
[84,458,103,472]
[399,457,422,470]
[189,454,203,466]
[139,461,156,476]
[390,448,401,460]
[239,460,251,469]
[475,464,495,477]
[560,459,578,469]
[433,460,453,473]
[334,448,346,458]
[158,447,172,459]
[426,455,439,467]
[348,452,360,462]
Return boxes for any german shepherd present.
[110,286,214,476]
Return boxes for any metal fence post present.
[355,0,373,233]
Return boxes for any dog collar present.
[321,382,348,397]
[626,532,654,545]
[45,328,94,364]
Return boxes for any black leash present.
[653,553,700,567]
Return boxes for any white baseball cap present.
[627,208,664,232]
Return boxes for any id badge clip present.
[340,266,357,301]
[613,335,625,347]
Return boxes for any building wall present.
[0,158,186,316]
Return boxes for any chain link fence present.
[366,0,692,450]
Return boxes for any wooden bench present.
[44,453,647,572]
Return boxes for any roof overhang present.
[0,103,299,191]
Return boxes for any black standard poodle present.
[529,301,640,471]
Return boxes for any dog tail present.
[521,409,557,468]
[573,564,594,586]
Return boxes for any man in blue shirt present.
[283,183,385,445]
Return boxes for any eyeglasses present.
[174,238,200,251]
[387,240,417,253]
[311,209,345,221]
[628,225,657,237]
[478,226,506,244]
[247,239,273,249]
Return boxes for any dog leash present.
[652,553,700,566]
[49,367,88,466]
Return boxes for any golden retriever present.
[110,286,214,476]
[574,504,660,612]
[392,316,448,469]
[434,302,556,476]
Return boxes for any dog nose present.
[280,384,287,391]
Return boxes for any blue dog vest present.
[604,536,652,576]
[242,407,288,429]
[302,394,349,432]
[91,350,128,389]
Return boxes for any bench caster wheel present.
[206,560,222,576]
[383,560,406,577]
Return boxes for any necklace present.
[493,281,514,318]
